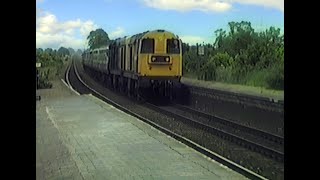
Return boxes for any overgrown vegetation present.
[36,47,81,89]
[182,21,284,90]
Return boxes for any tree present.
[87,28,110,49]
[36,48,43,53]
[44,48,53,54]
[76,49,83,55]
[213,28,226,49]
[182,42,190,55]
[57,47,70,57]
[68,47,75,55]
[199,21,284,88]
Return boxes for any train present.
[82,29,183,100]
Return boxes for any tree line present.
[182,21,284,90]
[36,47,82,88]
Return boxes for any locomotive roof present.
[142,29,178,39]
[128,31,149,44]
[110,29,179,45]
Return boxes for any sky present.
[36,0,284,50]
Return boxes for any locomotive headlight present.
[152,57,156,62]
[165,57,170,62]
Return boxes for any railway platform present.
[36,80,248,179]
[181,77,284,102]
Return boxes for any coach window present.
[167,39,180,54]
[141,38,154,53]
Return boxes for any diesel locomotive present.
[82,29,183,100]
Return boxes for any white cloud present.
[142,0,231,13]
[225,0,284,12]
[142,0,283,13]
[80,21,98,37]
[230,0,283,12]
[36,9,98,49]
[36,32,84,50]
[109,27,125,39]
[180,35,206,45]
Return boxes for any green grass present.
[243,66,283,90]
[182,64,284,101]
[183,71,198,79]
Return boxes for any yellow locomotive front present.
[138,30,182,81]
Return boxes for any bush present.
[265,63,284,90]
[241,63,283,90]
[243,69,269,88]
[38,78,52,89]
[215,66,234,83]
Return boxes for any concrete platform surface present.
[36,80,248,180]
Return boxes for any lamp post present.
[36,63,41,89]
[36,62,41,100]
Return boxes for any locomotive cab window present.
[167,39,180,54]
[141,38,154,53]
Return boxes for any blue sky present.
[36,0,284,50]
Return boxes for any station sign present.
[198,45,204,56]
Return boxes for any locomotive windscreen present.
[167,39,180,54]
[141,38,154,53]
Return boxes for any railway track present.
[145,102,284,162]
[173,104,284,144]
[187,86,283,113]
[66,58,283,179]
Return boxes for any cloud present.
[141,0,283,13]
[80,21,98,37]
[109,27,125,39]
[180,35,206,45]
[142,0,231,13]
[230,0,283,12]
[36,9,98,49]
[36,32,84,50]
